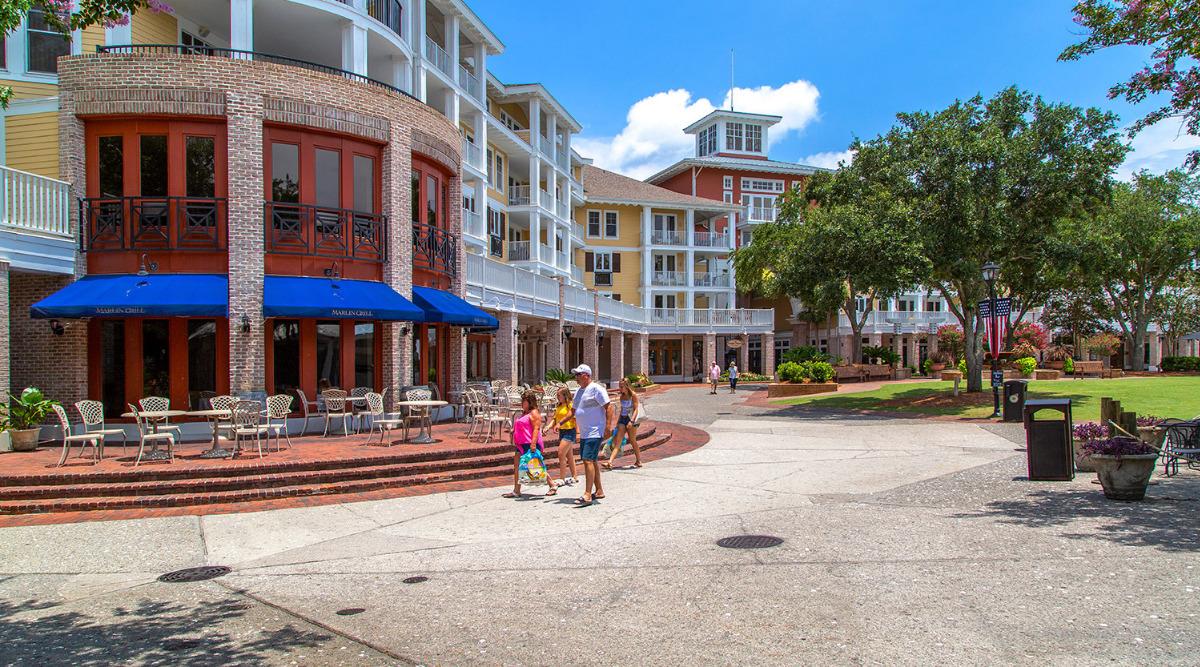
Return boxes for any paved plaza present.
[1,385,1198,665]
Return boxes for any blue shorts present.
[559,428,577,443]
[618,415,631,426]
[579,437,603,461]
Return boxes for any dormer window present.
[697,126,718,157]
[745,124,763,152]
[726,123,744,151]
[726,122,763,153]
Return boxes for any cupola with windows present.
[683,110,781,160]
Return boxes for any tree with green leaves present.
[841,87,1126,391]
[1061,0,1200,170]
[733,176,927,366]
[1074,169,1200,370]
[1038,285,1114,353]
[0,1,170,108]
[1152,274,1200,357]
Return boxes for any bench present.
[1072,361,1104,378]
[835,366,865,383]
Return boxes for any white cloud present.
[1118,119,1200,180]
[797,149,855,170]
[575,79,821,180]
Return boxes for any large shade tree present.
[1074,169,1200,370]
[844,87,1126,391]
[0,1,170,107]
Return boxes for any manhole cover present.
[402,575,429,584]
[717,535,784,549]
[158,566,231,583]
[336,608,366,616]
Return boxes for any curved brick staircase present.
[0,423,673,515]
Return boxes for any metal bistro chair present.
[52,404,104,467]
[350,386,373,432]
[1161,419,1200,477]
[264,393,295,451]
[128,404,176,467]
[230,400,270,458]
[364,392,405,446]
[398,387,433,442]
[293,388,320,435]
[321,389,353,437]
[138,396,182,439]
[75,400,127,456]
[209,394,239,440]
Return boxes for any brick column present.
[226,92,266,397]
[546,320,564,372]
[680,334,693,381]
[738,333,749,370]
[608,330,625,384]
[703,333,717,371]
[382,124,415,395]
[582,324,599,372]
[1149,334,1163,369]
[495,311,518,386]
[763,332,776,377]
[448,161,467,397]
[0,261,9,401]
[791,322,807,349]
[631,332,649,376]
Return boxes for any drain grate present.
[158,565,231,583]
[336,608,366,616]
[717,535,783,549]
[402,575,429,584]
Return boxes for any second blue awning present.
[30,274,229,318]
[263,276,423,321]
[411,286,500,328]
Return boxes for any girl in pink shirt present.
[504,390,557,498]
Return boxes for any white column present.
[448,15,460,70]
[230,0,254,51]
[391,55,413,93]
[529,99,542,153]
[530,155,541,211]
[412,0,427,102]
[341,21,369,75]
[641,206,653,309]
[473,110,486,170]
[685,249,695,308]
[685,209,695,246]
[530,213,542,266]
[547,114,558,161]
[448,90,460,126]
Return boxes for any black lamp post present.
[982,261,1001,418]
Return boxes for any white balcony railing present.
[650,230,684,245]
[424,36,452,76]
[556,251,568,268]
[556,147,569,171]
[557,200,569,219]
[648,308,774,328]
[461,138,484,170]
[538,189,553,211]
[508,184,530,206]
[508,240,530,261]
[0,165,72,238]
[836,309,949,332]
[571,265,583,284]
[539,135,553,158]
[693,231,727,248]
[693,272,731,288]
[572,222,585,241]
[746,206,778,223]
[651,270,687,287]
[463,208,484,239]
[539,243,553,262]
[458,64,482,100]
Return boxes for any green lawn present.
[773,376,1200,423]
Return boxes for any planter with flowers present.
[4,387,58,452]
[1083,436,1159,501]
[767,361,837,398]
[1071,422,1106,472]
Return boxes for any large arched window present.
[411,155,456,289]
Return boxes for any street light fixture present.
[563,324,573,340]
[982,261,1001,418]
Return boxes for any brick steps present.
[0,430,672,515]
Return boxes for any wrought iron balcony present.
[264,201,386,263]
[412,222,457,277]
[80,196,227,252]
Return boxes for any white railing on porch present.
[462,208,484,239]
[651,271,687,287]
[0,165,71,238]
[693,272,731,288]
[461,137,484,170]
[650,230,684,245]
[745,206,778,223]
[508,184,530,206]
[692,231,727,248]
[508,240,530,261]
[424,36,452,76]
[458,64,482,100]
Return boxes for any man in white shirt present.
[571,364,612,506]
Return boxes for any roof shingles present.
[581,165,735,211]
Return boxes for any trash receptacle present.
[1023,399,1074,481]
[1003,379,1029,422]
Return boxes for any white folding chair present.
[52,404,103,467]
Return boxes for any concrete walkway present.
[1,385,1197,665]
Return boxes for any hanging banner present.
[978,298,1012,360]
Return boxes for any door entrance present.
[649,339,682,377]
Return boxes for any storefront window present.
[411,329,422,386]
[98,136,124,198]
[427,326,440,386]
[100,320,125,418]
[411,172,421,224]
[315,148,341,208]
[353,155,375,213]
[354,322,375,389]
[271,143,300,202]
[142,319,170,398]
[187,320,217,409]
[140,135,168,197]
[185,137,216,198]
[426,174,438,228]
[316,321,341,390]
[273,320,301,397]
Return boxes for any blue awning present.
[30,274,228,318]
[263,276,423,321]
[411,286,499,328]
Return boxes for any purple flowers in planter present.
[1073,421,1107,443]
[1081,436,1156,457]
[1136,415,1162,427]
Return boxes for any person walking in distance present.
[544,386,578,485]
[709,361,721,394]
[728,361,739,394]
[570,364,612,507]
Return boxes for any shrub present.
[624,373,653,388]
[1014,357,1036,376]
[782,346,829,365]
[937,324,965,361]
[1082,436,1156,457]
[545,368,573,383]
[777,361,807,383]
[806,361,835,383]
[1063,357,1075,374]
[1043,344,1073,362]
[5,387,58,430]
[1009,342,1038,361]
[862,345,900,366]
[1160,356,1200,372]
[776,361,833,384]
[1013,321,1050,350]
[922,358,933,375]
[1083,332,1121,358]
[957,358,967,375]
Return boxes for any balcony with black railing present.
[80,196,227,252]
[412,223,458,278]
[264,201,387,263]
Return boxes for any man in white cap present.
[571,363,612,506]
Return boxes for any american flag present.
[978,298,1011,360]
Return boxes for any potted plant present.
[1071,421,1106,472]
[5,387,58,452]
[1083,436,1159,501]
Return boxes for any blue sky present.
[472,0,1196,179]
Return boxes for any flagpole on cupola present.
[730,49,735,111]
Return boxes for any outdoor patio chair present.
[349,386,373,430]
[398,387,434,442]
[196,390,218,410]
[138,396,182,438]
[467,390,509,443]
[231,400,270,458]
[264,394,294,451]
[75,400,127,456]
[208,394,239,440]
[1161,419,1200,477]
[127,404,176,467]
[364,392,404,446]
[321,389,353,437]
[52,404,104,467]
[294,388,319,435]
